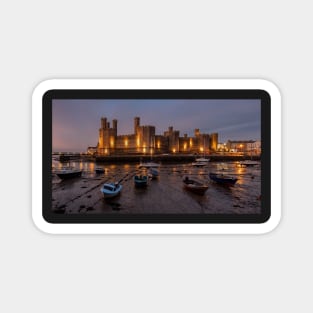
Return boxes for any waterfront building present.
[249,140,261,155]
[87,146,97,155]
[217,142,228,152]
[96,116,218,155]
[226,140,261,155]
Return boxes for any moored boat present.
[95,167,105,174]
[192,161,207,167]
[148,168,159,179]
[209,172,238,186]
[138,161,160,169]
[100,182,122,198]
[134,175,148,187]
[55,167,83,179]
[195,157,210,162]
[183,176,209,195]
[237,161,259,167]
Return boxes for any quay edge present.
[58,154,260,163]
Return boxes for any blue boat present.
[134,175,148,187]
[100,182,122,198]
[148,168,159,179]
[209,172,238,186]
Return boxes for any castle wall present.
[96,116,218,155]
[155,135,168,153]
[98,128,117,154]
[168,130,180,153]
[137,125,155,152]
[114,134,138,153]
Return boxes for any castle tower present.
[210,133,218,151]
[194,128,200,137]
[101,117,107,129]
[98,117,107,154]
[134,117,140,134]
[112,119,117,137]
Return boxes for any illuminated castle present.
[97,116,218,155]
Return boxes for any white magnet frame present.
[32,79,281,234]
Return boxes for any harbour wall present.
[59,154,260,163]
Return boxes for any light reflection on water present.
[52,161,261,214]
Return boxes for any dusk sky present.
[52,99,261,152]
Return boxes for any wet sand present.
[52,162,261,214]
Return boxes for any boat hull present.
[148,168,159,179]
[56,170,82,179]
[100,183,122,198]
[184,184,208,195]
[195,158,210,162]
[183,178,209,195]
[138,162,160,169]
[134,175,148,187]
[238,161,258,167]
[95,168,105,174]
[209,173,238,186]
[192,162,206,167]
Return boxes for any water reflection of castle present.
[96,116,218,155]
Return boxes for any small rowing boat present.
[237,161,259,167]
[100,182,122,198]
[138,162,160,169]
[183,176,209,195]
[95,167,105,174]
[195,157,210,162]
[148,168,159,179]
[209,172,238,186]
[134,175,148,187]
[191,161,207,167]
[55,167,82,179]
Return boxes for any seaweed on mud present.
[109,202,122,211]
[53,204,67,213]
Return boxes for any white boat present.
[100,183,122,198]
[195,157,210,162]
[238,160,259,167]
[192,161,207,167]
[138,162,160,168]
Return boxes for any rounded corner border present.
[32,78,281,234]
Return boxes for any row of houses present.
[217,140,261,154]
